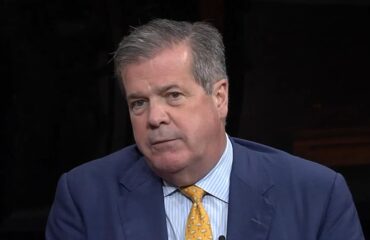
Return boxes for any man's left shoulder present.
[230,137,338,186]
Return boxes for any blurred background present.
[1,0,370,239]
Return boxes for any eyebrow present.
[157,84,181,94]
[126,84,181,100]
[126,92,143,101]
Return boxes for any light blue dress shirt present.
[163,136,233,240]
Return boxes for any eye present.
[166,91,184,105]
[130,99,147,114]
[168,92,181,99]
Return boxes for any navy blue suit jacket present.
[46,138,364,239]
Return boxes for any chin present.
[149,154,189,174]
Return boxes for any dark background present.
[1,0,370,239]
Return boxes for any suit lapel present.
[227,139,275,240]
[117,157,168,240]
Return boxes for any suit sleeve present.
[318,173,365,240]
[45,173,85,240]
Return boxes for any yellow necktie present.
[181,185,213,240]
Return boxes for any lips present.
[151,138,177,146]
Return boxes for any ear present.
[212,79,229,120]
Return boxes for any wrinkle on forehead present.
[122,43,194,97]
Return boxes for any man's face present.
[122,43,228,186]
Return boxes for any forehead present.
[121,43,195,90]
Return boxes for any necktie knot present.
[180,185,213,239]
[180,185,205,203]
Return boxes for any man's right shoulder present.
[65,144,143,180]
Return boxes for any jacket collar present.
[118,155,168,240]
[226,138,275,240]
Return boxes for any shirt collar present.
[162,135,233,203]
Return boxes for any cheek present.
[130,117,147,141]
[179,108,218,139]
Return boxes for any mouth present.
[151,138,177,146]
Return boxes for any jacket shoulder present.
[69,144,140,174]
[61,144,143,192]
[231,137,338,189]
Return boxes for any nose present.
[147,101,170,128]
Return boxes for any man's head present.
[114,19,229,186]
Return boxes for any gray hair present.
[113,19,227,94]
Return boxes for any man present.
[46,19,364,240]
